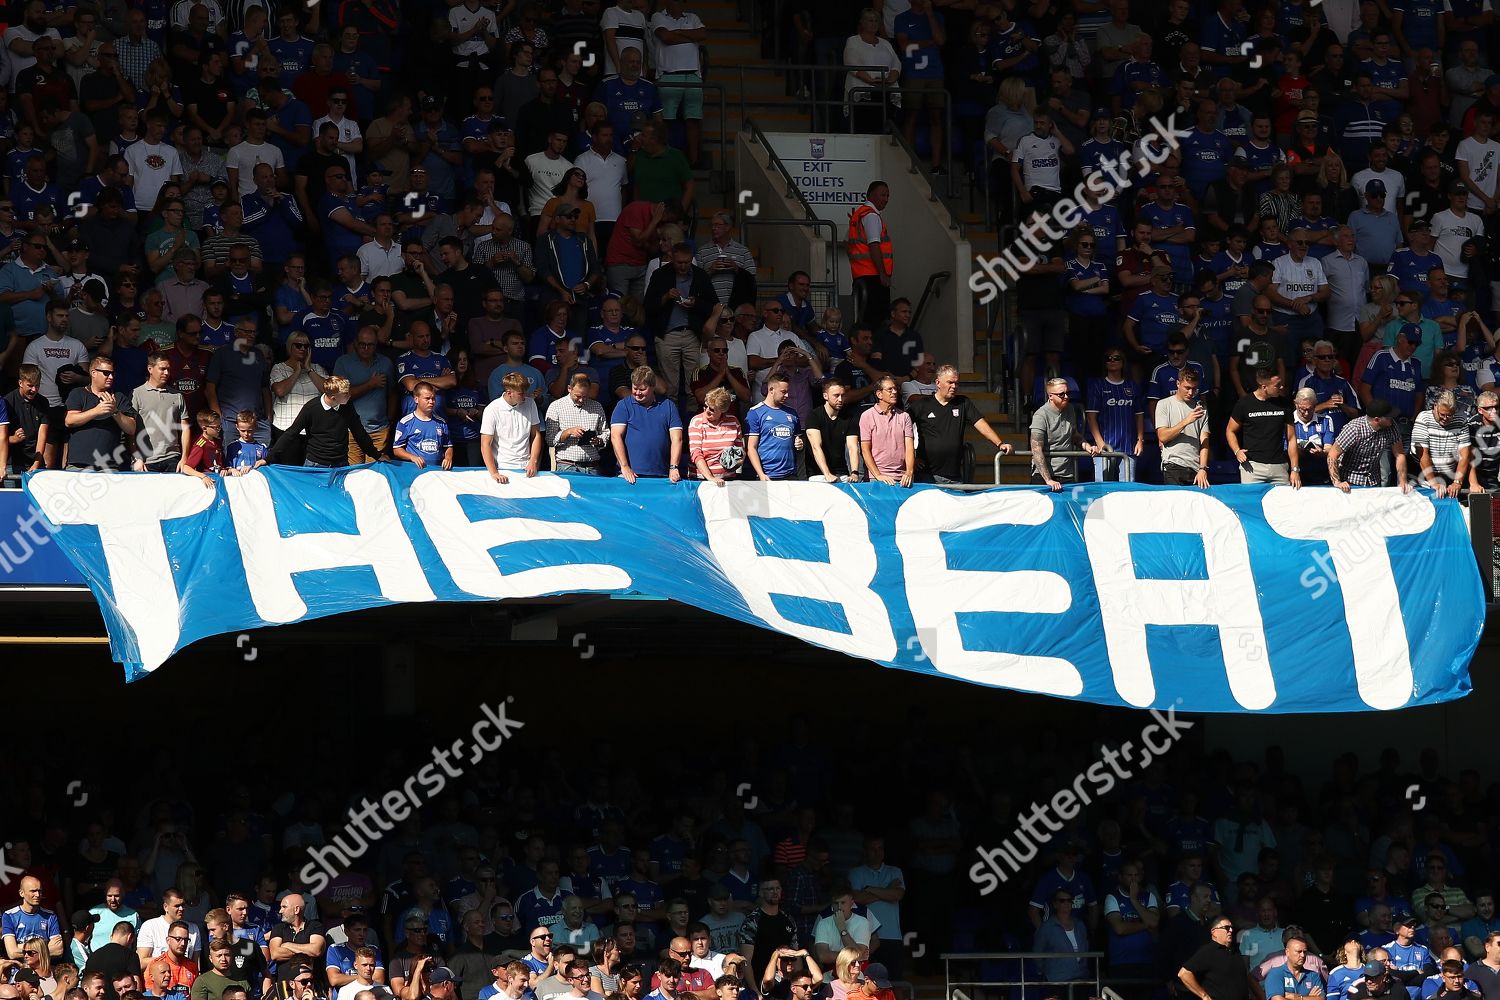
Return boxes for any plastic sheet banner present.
[22,468,1484,710]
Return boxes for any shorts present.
[658,71,704,119]
[900,77,945,109]
[1019,309,1068,355]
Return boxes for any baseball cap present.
[404,911,429,928]
[555,203,581,218]
[1363,962,1387,977]
[1296,111,1319,123]
[1398,322,1423,344]
[1365,178,1387,195]
[1397,914,1421,927]
[862,964,892,989]
[1152,264,1174,277]
[64,237,87,252]
[1408,219,1431,231]
[422,94,443,109]
[71,909,98,928]
[429,969,462,986]
[1451,180,1470,196]
[368,163,388,175]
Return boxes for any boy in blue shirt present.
[393,381,453,470]
[224,410,269,473]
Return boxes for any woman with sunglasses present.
[1425,351,1478,426]
[829,946,867,1000]
[269,334,329,467]
[539,169,597,247]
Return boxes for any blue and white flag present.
[22,469,1483,712]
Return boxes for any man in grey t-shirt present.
[1154,367,1211,487]
[1030,377,1098,488]
[131,352,191,473]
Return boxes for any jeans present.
[1093,454,1136,482]
[556,461,600,475]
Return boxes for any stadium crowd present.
[3,731,1496,1000]
[776,0,1500,488]
[0,0,1496,488]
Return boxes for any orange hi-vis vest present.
[847,203,892,279]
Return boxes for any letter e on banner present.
[894,490,1083,694]
[410,472,632,598]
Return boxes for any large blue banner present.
[21,467,1484,711]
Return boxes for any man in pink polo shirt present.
[858,375,915,486]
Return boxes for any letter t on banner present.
[1260,487,1434,709]
[27,472,218,672]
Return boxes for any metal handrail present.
[911,270,951,332]
[995,449,1131,485]
[866,89,958,201]
[741,216,839,308]
[741,117,822,226]
[646,79,731,195]
[945,949,1105,1000]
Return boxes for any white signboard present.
[764,133,882,229]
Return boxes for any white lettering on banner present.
[224,469,436,623]
[697,481,896,660]
[1084,491,1275,710]
[1260,486,1433,710]
[409,473,632,598]
[894,490,1083,694]
[26,474,216,669]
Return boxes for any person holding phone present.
[1156,367,1212,487]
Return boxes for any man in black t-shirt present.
[4,364,51,480]
[268,894,329,987]
[906,365,1014,484]
[65,357,138,470]
[295,123,351,238]
[1179,917,1254,1000]
[1227,366,1295,485]
[805,378,858,481]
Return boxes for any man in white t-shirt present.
[746,300,815,397]
[649,0,707,166]
[481,371,542,480]
[574,125,627,241]
[312,89,365,180]
[1012,113,1070,202]
[523,132,573,217]
[123,112,184,213]
[1269,229,1330,345]
[5,0,62,89]
[811,886,881,975]
[1457,109,1500,214]
[226,110,286,197]
[1432,181,1485,281]
[448,0,499,71]
[600,0,648,80]
[1352,144,1407,206]
[135,891,201,961]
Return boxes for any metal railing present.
[740,117,822,224]
[944,950,1105,1000]
[648,78,732,195]
[911,270,951,335]
[743,216,839,305]
[994,449,1133,486]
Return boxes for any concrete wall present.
[733,132,833,302]
[734,131,973,373]
[873,138,973,374]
